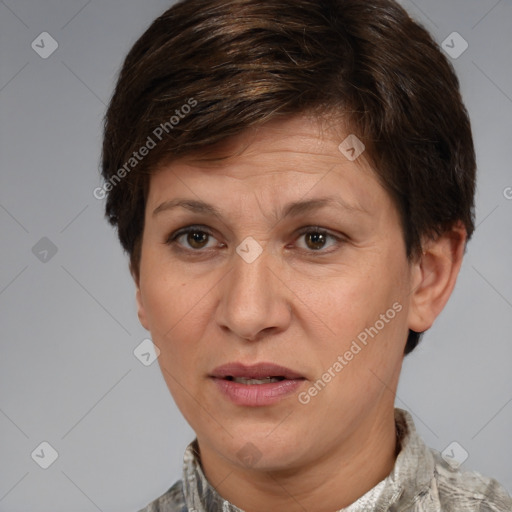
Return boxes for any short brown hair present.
[101,0,476,354]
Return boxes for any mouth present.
[209,362,305,406]
[224,376,286,385]
[210,362,305,382]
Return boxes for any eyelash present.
[165,224,345,256]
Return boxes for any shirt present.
[138,408,512,511]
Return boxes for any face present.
[136,115,416,473]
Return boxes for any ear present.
[131,263,150,331]
[407,222,467,333]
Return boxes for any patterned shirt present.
[138,408,512,511]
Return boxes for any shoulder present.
[430,449,512,512]
[137,480,187,512]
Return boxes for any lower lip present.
[211,378,305,406]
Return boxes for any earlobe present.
[407,223,467,334]
[130,260,149,330]
[135,286,150,331]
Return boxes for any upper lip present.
[210,362,304,380]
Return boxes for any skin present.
[134,115,466,512]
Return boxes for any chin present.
[211,423,310,471]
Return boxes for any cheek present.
[307,279,407,423]
[309,259,409,369]
[141,277,207,415]
[140,271,201,359]
[311,274,388,338]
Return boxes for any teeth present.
[231,377,282,385]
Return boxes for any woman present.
[100,0,512,510]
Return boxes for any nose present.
[215,244,292,342]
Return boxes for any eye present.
[166,225,219,250]
[294,227,342,252]
[166,225,344,254]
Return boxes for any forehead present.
[170,116,357,170]
[148,115,387,217]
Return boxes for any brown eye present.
[295,228,340,252]
[186,230,210,249]
[304,231,328,250]
[167,226,217,251]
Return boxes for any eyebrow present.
[152,196,368,219]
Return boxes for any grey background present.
[0,0,511,510]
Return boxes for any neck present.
[198,406,398,512]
